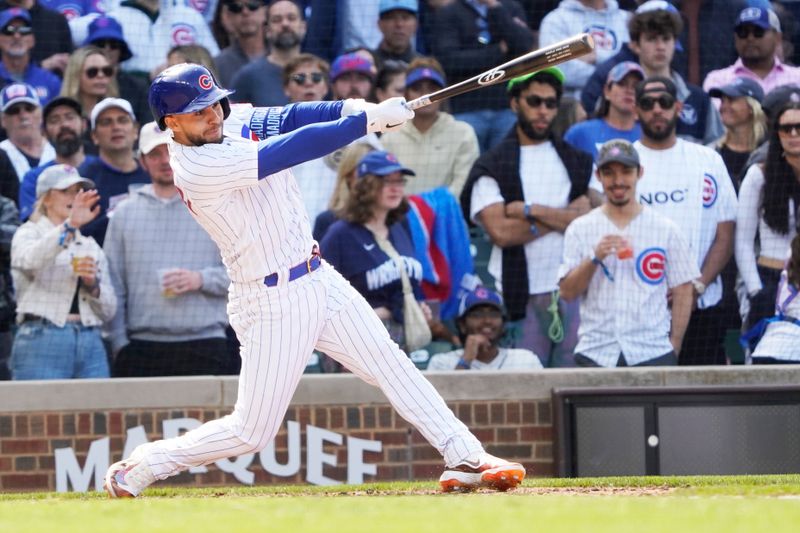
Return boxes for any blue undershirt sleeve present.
[249,101,346,138]
[256,112,367,178]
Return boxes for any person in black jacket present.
[430,0,533,152]
[460,67,595,368]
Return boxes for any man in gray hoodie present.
[103,121,230,377]
[539,0,632,98]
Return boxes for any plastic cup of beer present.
[157,268,178,298]
[617,236,633,260]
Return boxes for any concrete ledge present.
[3,366,800,412]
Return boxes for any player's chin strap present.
[547,290,564,344]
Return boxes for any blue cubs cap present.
[357,151,416,178]
[379,0,418,16]
[0,83,39,112]
[458,286,505,318]
[0,7,31,28]
[607,61,645,85]
[405,66,445,89]
[709,77,765,103]
[735,7,781,32]
[84,16,133,62]
[330,52,375,82]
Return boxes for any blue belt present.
[264,253,321,287]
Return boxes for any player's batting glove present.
[365,97,414,133]
[341,98,376,117]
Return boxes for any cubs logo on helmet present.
[702,173,718,208]
[636,247,666,285]
[198,74,213,90]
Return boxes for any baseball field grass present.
[2,475,799,533]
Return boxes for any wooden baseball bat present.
[405,33,595,111]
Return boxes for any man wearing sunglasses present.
[0,7,60,109]
[631,76,737,366]
[213,0,267,87]
[230,0,306,107]
[461,68,594,368]
[703,7,800,99]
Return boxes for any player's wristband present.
[456,358,471,369]
[591,255,614,282]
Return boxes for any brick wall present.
[0,400,554,492]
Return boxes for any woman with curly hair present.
[320,150,430,354]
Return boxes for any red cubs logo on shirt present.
[59,5,82,20]
[198,74,213,90]
[171,23,197,46]
[702,173,718,208]
[584,24,618,51]
[636,247,666,285]
[5,84,28,99]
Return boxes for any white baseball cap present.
[139,120,171,155]
[36,164,95,199]
[90,97,135,130]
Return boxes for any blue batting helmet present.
[148,63,233,130]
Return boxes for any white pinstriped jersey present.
[168,106,316,283]
[752,270,800,361]
[558,206,699,366]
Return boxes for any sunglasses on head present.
[735,25,767,39]
[637,94,676,111]
[226,1,262,13]
[94,39,122,50]
[5,102,37,115]
[291,72,325,85]
[1,24,32,37]
[85,66,114,79]
[523,94,559,109]
[778,122,800,136]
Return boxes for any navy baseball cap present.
[597,139,640,169]
[709,77,765,103]
[762,84,800,117]
[405,66,445,89]
[43,96,82,122]
[357,151,415,178]
[84,16,133,62]
[0,7,31,28]
[735,7,781,32]
[635,76,678,101]
[458,286,505,318]
[379,0,418,16]
[330,52,375,82]
[0,83,39,112]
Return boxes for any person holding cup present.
[9,164,116,380]
[558,139,698,367]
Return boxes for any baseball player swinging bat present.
[405,33,595,111]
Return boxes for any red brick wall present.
[0,400,553,492]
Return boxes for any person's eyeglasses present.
[778,122,800,136]
[735,25,767,39]
[5,103,37,115]
[382,177,408,187]
[85,66,114,79]
[523,95,559,109]
[226,1,262,13]
[94,39,121,50]
[291,72,325,85]
[1,25,32,37]
[637,94,676,111]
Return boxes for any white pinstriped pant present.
[142,262,484,479]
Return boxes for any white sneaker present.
[104,458,156,498]
[439,453,526,493]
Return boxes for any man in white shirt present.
[460,67,595,368]
[427,286,542,371]
[631,76,737,364]
[560,139,697,367]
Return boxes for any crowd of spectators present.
[2,0,800,380]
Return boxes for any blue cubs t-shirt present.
[321,220,424,323]
[564,119,641,160]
